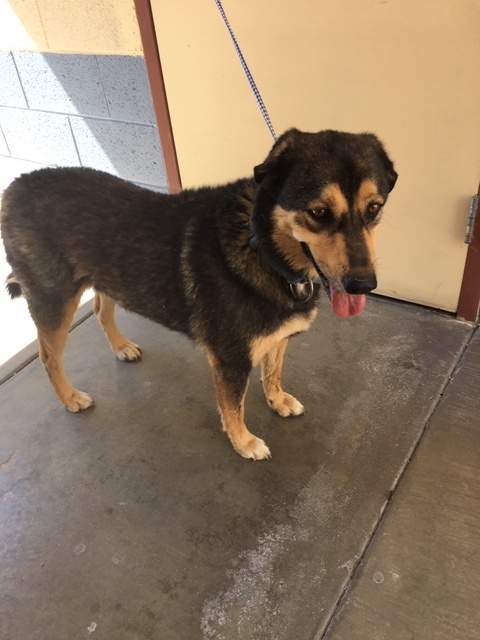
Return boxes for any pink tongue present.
[330,287,366,317]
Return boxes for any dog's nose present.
[343,274,377,295]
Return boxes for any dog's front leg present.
[261,338,305,417]
[93,292,142,361]
[207,353,271,460]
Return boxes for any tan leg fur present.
[207,353,271,461]
[261,339,304,417]
[93,291,141,361]
[37,290,93,412]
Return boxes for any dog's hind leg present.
[92,291,141,361]
[261,338,304,417]
[37,290,93,412]
[207,352,271,461]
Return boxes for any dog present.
[1,128,397,460]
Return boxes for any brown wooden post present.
[133,0,182,193]
[457,185,480,322]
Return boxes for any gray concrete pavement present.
[0,296,476,640]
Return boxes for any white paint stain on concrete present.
[373,571,384,584]
[201,525,294,640]
[201,470,347,639]
[73,543,86,555]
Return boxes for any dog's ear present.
[385,164,398,192]
[254,128,299,184]
[253,163,269,184]
[364,133,398,192]
[379,151,398,192]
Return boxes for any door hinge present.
[465,194,479,244]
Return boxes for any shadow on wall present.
[0,51,168,195]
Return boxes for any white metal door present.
[151,0,480,311]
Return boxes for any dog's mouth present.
[302,244,367,318]
[328,284,366,318]
[315,271,366,318]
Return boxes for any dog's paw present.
[236,435,272,461]
[65,390,94,412]
[115,341,142,362]
[268,392,304,417]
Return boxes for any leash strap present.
[214,0,277,142]
[301,242,331,293]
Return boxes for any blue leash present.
[214,2,327,303]
[214,0,277,142]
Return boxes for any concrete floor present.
[0,295,478,639]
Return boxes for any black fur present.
[1,128,397,459]
[5,274,22,299]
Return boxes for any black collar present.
[249,233,328,302]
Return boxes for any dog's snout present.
[343,274,377,295]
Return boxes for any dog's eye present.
[367,203,382,217]
[307,207,328,219]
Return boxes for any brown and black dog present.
[1,129,397,460]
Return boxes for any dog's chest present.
[249,311,317,366]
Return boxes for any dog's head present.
[252,128,397,316]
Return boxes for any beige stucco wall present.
[0,0,142,54]
[153,0,480,312]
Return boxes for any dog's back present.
[1,167,219,333]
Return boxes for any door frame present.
[133,0,182,194]
[457,186,480,322]
[134,0,480,322]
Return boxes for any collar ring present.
[289,280,314,302]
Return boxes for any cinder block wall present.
[0,51,167,194]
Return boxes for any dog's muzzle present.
[342,274,377,295]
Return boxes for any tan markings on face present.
[355,179,384,212]
[307,183,348,218]
[272,204,351,283]
[292,224,351,285]
[250,312,316,367]
[272,206,314,274]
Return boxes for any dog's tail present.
[5,273,22,299]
